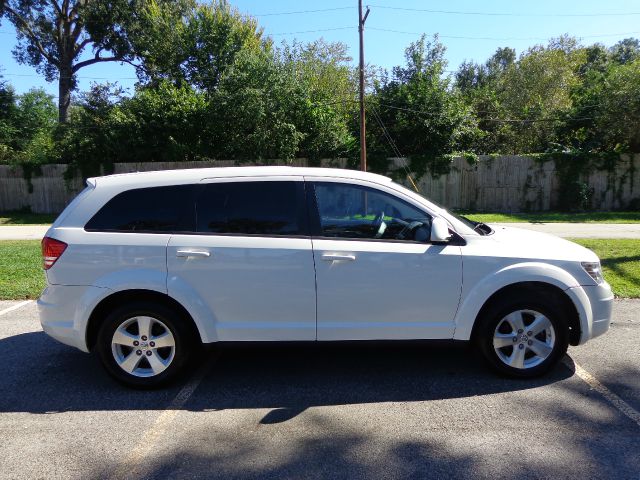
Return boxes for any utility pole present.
[358,0,370,172]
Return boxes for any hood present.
[487,225,600,263]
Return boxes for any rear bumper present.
[37,284,110,352]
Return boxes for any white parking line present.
[110,353,219,479]
[563,356,640,428]
[0,300,33,317]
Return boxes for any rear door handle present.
[176,249,211,258]
[321,253,356,262]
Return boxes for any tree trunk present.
[58,64,72,123]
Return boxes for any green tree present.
[136,0,266,92]
[590,61,640,152]
[370,35,478,167]
[0,73,17,155]
[277,39,358,159]
[0,0,194,122]
[497,36,585,152]
[609,38,640,65]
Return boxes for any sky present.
[1,0,640,99]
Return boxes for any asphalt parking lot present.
[0,300,638,480]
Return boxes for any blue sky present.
[1,0,640,99]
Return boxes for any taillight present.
[41,237,67,270]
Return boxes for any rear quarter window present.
[85,185,195,233]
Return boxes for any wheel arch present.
[453,262,588,346]
[86,289,203,351]
[468,282,581,345]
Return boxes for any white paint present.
[109,354,218,479]
[563,356,640,428]
[0,300,33,317]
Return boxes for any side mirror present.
[430,217,452,243]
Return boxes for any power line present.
[269,26,353,36]
[367,27,640,41]
[253,7,352,17]
[367,5,640,17]
[376,102,595,123]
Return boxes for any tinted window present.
[197,181,304,236]
[313,182,431,241]
[85,185,195,232]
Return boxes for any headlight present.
[581,261,604,284]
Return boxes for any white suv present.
[38,167,613,387]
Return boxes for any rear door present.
[307,178,463,341]
[166,177,317,341]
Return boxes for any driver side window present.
[313,182,432,241]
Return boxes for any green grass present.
[0,238,637,300]
[459,211,640,224]
[0,240,46,300]
[0,211,57,225]
[569,239,640,298]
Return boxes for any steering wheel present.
[372,211,387,238]
[397,220,424,240]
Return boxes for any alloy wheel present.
[492,309,556,370]
[110,316,176,377]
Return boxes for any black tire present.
[475,291,569,378]
[96,301,195,388]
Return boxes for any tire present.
[476,291,569,378]
[96,301,195,388]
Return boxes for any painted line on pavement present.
[0,300,33,317]
[563,356,640,428]
[110,353,219,479]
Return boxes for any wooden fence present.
[1,155,639,214]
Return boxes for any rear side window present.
[196,181,305,236]
[85,185,195,233]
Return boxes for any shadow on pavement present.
[0,331,572,416]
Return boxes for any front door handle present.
[176,249,211,258]
[321,253,356,262]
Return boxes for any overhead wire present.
[366,5,640,17]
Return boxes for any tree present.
[133,0,266,92]
[0,0,194,122]
[277,39,358,158]
[609,38,640,65]
[370,35,479,166]
[497,36,585,152]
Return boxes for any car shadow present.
[0,331,573,417]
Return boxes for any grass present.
[0,238,637,300]
[0,211,57,225]
[0,240,46,300]
[459,211,640,224]
[569,239,640,299]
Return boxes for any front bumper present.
[584,283,614,339]
[37,284,110,352]
[571,282,614,344]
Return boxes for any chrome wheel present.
[493,309,556,370]
[111,316,176,378]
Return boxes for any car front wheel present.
[476,293,569,377]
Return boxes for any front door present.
[307,179,463,341]
[167,178,316,341]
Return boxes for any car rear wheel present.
[97,301,194,388]
[476,293,569,377]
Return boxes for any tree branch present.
[72,54,121,72]
[49,0,63,17]
[73,37,91,56]
[3,5,59,67]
